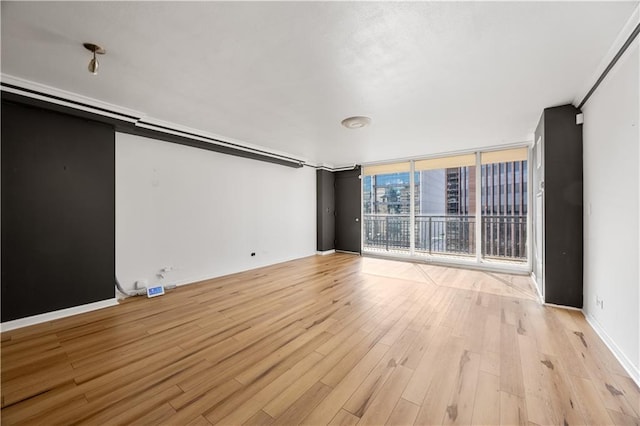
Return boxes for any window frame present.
[361,145,532,274]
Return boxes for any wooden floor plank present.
[397,319,437,371]
[499,391,528,426]
[500,323,525,398]
[129,403,177,426]
[320,329,387,388]
[343,329,417,417]
[243,410,274,426]
[185,415,213,426]
[385,397,419,426]
[274,381,332,425]
[262,329,369,419]
[471,371,500,426]
[607,408,640,426]
[328,408,361,426]
[539,353,586,426]
[442,349,481,425]
[164,379,243,426]
[85,386,183,426]
[518,333,557,426]
[355,365,413,425]
[214,351,325,425]
[413,336,467,425]
[0,382,82,424]
[613,374,640,419]
[302,343,390,425]
[1,253,636,426]
[401,325,453,405]
[569,375,616,425]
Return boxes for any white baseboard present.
[530,272,544,303]
[316,249,336,256]
[584,312,640,387]
[335,250,361,255]
[544,302,582,311]
[1,298,119,332]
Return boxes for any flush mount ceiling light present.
[83,43,106,75]
[341,116,371,129]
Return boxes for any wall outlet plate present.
[147,285,165,298]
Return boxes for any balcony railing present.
[363,214,526,261]
[481,215,527,260]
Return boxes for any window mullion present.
[409,160,415,256]
[475,152,482,262]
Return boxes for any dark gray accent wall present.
[1,100,115,322]
[535,104,583,308]
[316,170,335,251]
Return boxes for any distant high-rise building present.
[418,169,445,215]
[480,161,528,216]
[444,166,476,215]
[363,173,415,215]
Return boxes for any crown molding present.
[1,74,308,168]
[1,74,144,119]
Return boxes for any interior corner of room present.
[1,0,638,402]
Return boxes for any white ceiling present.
[1,1,637,167]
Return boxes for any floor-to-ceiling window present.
[362,147,529,270]
[480,148,528,263]
[362,162,412,252]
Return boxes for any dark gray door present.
[335,168,361,253]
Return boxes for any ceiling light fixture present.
[83,43,106,75]
[341,116,371,129]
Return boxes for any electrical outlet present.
[135,280,148,290]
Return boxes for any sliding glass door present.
[362,147,529,270]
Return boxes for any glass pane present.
[481,153,528,262]
[414,165,476,257]
[363,170,412,253]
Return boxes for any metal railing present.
[363,214,526,261]
[481,215,527,260]
[363,214,411,251]
[415,215,476,255]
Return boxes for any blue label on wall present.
[147,286,165,298]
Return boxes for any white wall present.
[582,43,639,381]
[116,133,317,292]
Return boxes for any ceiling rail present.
[1,82,305,169]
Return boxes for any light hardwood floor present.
[1,253,639,425]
